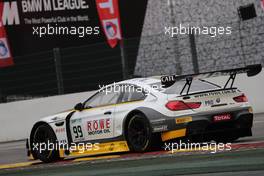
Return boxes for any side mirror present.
[74,103,84,111]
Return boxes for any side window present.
[100,91,120,106]
[121,85,146,103]
[84,92,104,108]
[130,91,146,101]
[84,88,121,108]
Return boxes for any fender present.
[124,107,170,134]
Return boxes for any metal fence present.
[1,16,264,103]
[0,38,140,103]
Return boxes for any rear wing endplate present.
[161,64,262,95]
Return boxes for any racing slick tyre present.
[126,114,152,152]
[31,124,60,163]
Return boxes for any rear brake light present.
[233,94,248,103]
[166,101,201,111]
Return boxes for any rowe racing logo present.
[87,118,111,135]
[0,1,20,26]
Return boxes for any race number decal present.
[71,118,84,142]
[72,125,83,139]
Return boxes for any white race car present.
[27,64,262,162]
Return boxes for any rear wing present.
[161,64,262,95]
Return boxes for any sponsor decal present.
[150,119,166,124]
[55,127,65,133]
[87,118,111,135]
[194,89,236,98]
[71,118,82,124]
[161,75,175,83]
[152,125,168,132]
[175,116,192,124]
[213,114,232,122]
[161,129,186,141]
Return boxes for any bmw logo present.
[0,40,8,57]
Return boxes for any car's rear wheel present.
[31,124,60,163]
[126,114,152,152]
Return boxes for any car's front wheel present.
[31,124,60,163]
[126,114,152,152]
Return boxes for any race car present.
[27,64,262,162]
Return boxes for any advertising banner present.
[96,0,122,48]
[0,2,14,68]
[1,0,102,56]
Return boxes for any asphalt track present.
[0,113,264,176]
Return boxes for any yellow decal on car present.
[175,116,192,124]
[161,128,186,141]
[61,141,129,158]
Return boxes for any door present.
[113,85,147,137]
[70,88,122,143]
